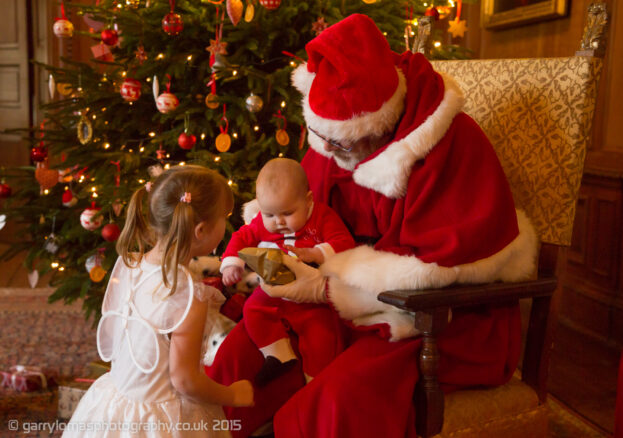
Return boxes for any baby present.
[220,158,355,385]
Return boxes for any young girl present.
[64,165,253,437]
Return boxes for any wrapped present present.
[0,365,57,392]
[86,360,110,378]
[57,379,93,420]
[220,292,247,322]
[203,276,224,291]
[238,247,295,285]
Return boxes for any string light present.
[232,132,238,139]
[104,143,110,149]
[79,175,85,182]
[187,55,193,61]
[146,77,152,82]
[91,187,96,192]
[201,133,206,140]
[156,53,165,60]
[164,164,170,169]
[92,192,98,198]
[51,262,59,268]
[139,146,145,152]
[278,153,284,157]
[92,114,97,120]
[280,101,286,108]
[138,179,145,184]
[232,70,238,76]
[179,162,186,166]
[43,189,49,195]
[253,125,259,131]
[149,132,156,137]
[121,71,127,77]
[227,180,233,186]
[58,266,65,272]
[214,156,221,162]
[434,41,442,48]
[290,61,296,67]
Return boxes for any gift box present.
[0,365,57,392]
[238,247,295,285]
[57,379,93,420]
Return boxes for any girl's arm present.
[169,295,254,407]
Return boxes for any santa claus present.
[207,13,537,438]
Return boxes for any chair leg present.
[414,308,448,437]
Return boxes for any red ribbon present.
[39,121,45,147]
[169,0,176,13]
[110,160,120,187]
[207,75,217,94]
[273,110,287,130]
[165,74,172,93]
[219,104,228,134]
[60,1,67,19]
[456,0,463,20]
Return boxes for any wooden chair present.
[378,3,608,437]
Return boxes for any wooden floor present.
[548,319,619,435]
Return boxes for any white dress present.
[63,257,230,438]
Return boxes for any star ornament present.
[206,39,228,56]
[312,17,328,36]
[135,45,148,64]
[448,17,468,38]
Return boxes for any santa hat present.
[291,14,406,143]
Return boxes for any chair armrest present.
[377,276,557,312]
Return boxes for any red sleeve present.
[316,203,356,254]
[222,213,263,259]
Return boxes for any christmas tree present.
[0,0,468,322]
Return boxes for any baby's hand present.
[285,245,324,265]
[222,266,243,286]
[229,379,254,407]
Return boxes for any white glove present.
[261,254,327,303]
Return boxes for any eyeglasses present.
[308,127,353,152]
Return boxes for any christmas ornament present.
[227,0,243,26]
[216,105,231,152]
[44,233,60,254]
[206,40,228,57]
[245,93,263,112]
[83,13,105,32]
[85,255,99,274]
[312,17,328,36]
[112,199,124,216]
[0,182,12,198]
[58,168,73,183]
[205,93,219,109]
[216,133,231,152]
[102,223,121,242]
[276,129,289,146]
[178,132,196,150]
[30,147,48,163]
[54,4,74,38]
[135,45,148,64]
[77,113,93,144]
[48,75,56,99]
[155,75,179,113]
[0,214,5,231]
[244,1,255,22]
[80,204,103,231]
[156,145,166,161]
[448,0,468,38]
[120,78,141,102]
[259,0,281,10]
[27,270,39,289]
[90,266,107,282]
[425,7,440,20]
[62,190,78,207]
[162,1,183,36]
[35,163,59,191]
[91,43,113,62]
[57,83,73,96]
[152,75,159,104]
[101,29,119,46]
[148,164,164,178]
[436,6,452,20]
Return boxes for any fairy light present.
[104,142,110,149]
[51,262,59,268]
[434,41,442,48]
[138,179,145,184]
[58,266,65,272]
[383,32,387,36]
[146,77,151,82]
[227,180,233,186]
[91,187,96,192]
[278,153,284,157]
[180,162,186,166]
[290,61,296,67]
[43,189,49,195]
[156,53,165,60]
[214,156,221,162]
[79,175,85,182]
[92,114,97,119]
[104,121,109,125]
[187,55,193,61]
[280,101,286,108]
[201,133,206,140]
[166,153,170,158]
[128,149,134,153]
[164,163,171,169]
[149,132,156,137]
[253,125,259,131]
[102,107,107,112]
[232,70,238,76]
[232,132,238,139]
[121,71,127,77]
[139,146,145,152]
[117,3,123,7]
[92,192,98,198]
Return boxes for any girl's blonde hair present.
[116,165,233,295]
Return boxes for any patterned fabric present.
[431,57,603,246]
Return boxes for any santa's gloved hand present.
[261,255,327,303]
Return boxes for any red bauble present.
[62,190,77,207]
[101,29,119,46]
[120,78,142,102]
[30,147,48,163]
[101,223,121,242]
[424,7,440,20]
[162,13,183,36]
[178,132,196,150]
[259,0,281,9]
[0,183,12,198]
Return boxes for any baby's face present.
[257,187,311,235]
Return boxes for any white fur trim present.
[353,73,465,199]
[296,66,407,143]
[314,242,335,261]
[220,256,246,273]
[322,210,538,340]
[242,199,260,225]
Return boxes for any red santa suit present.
[207,14,538,438]
[220,202,354,377]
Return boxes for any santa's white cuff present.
[220,256,246,273]
[314,243,335,262]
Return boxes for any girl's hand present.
[229,379,254,407]
[222,265,244,286]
